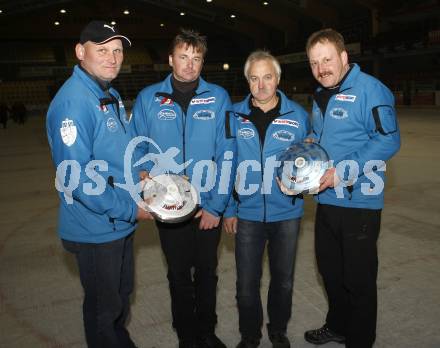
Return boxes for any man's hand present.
[136,201,154,221]
[139,170,150,180]
[304,137,315,143]
[223,217,237,235]
[276,177,301,196]
[139,170,151,191]
[319,167,340,192]
[195,209,220,230]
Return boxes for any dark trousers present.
[62,233,136,348]
[157,218,222,341]
[235,218,300,339]
[315,204,381,348]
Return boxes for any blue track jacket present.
[311,64,401,209]
[224,91,310,222]
[46,65,138,243]
[132,74,235,217]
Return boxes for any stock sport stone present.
[143,173,198,223]
[277,142,330,194]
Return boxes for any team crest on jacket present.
[193,110,215,120]
[60,118,77,146]
[330,107,348,119]
[107,117,118,132]
[272,130,294,142]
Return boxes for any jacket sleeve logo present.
[60,118,77,146]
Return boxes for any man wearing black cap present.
[46,20,152,348]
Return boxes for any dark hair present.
[306,28,345,54]
[169,28,208,56]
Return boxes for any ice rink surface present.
[0,107,439,347]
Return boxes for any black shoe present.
[197,334,227,348]
[304,324,345,345]
[269,332,290,348]
[236,337,260,348]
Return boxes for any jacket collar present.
[73,65,113,99]
[235,89,295,118]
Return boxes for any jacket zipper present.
[260,140,267,222]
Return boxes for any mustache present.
[319,71,332,78]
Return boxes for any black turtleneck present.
[314,64,353,116]
[171,76,199,114]
[246,93,281,144]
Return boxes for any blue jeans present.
[62,233,136,348]
[235,218,300,339]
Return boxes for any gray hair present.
[243,50,281,81]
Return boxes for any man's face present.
[248,59,279,105]
[76,39,123,82]
[169,44,204,82]
[308,40,348,88]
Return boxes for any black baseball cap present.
[79,20,131,47]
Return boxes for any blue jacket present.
[311,64,401,209]
[46,65,138,243]
[132,74,235,217]
[224,91,310,222]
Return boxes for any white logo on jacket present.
[335,94,356,102]
[193,110,215,120]
[107,117,118,132]
[238,128,255,139]
[158,109,177,120]
[272,119,299,128]
[60,118,77,146]
[190,97,216,105]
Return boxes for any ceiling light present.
[180,12,185,16]
[160,23,165,27]
[263,1,269,5]
[54,21,60,26]
[0,10,3,14]
[223,63,230,71]
[230,14,236,18]
[60,9,66,13]
[123,10,130,15]
[111,21,116,25]
[206,0,213,2]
